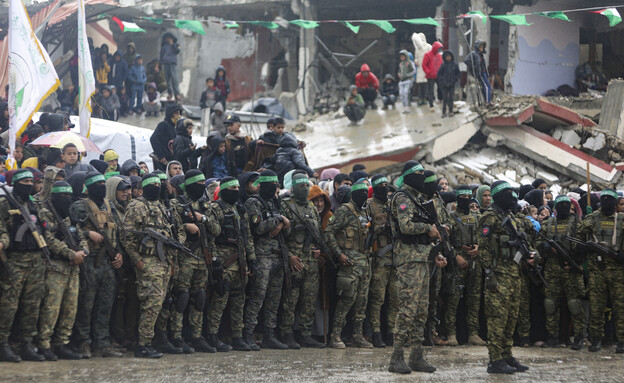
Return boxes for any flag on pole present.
[78,0,96,137]
[591,8,622,27]
[111,16,146,33]
[7,0,60,153]
[460,11,488,24]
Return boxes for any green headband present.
[51,186,73,194]
[491,182,512,196]
[220,179,239,190]
[184,174,206,186]
[424,175,437,183]
[554,195,571,205]
[371,177,388,187]
[142,177,161,188]
[395,164,424,188]
[512,191,518,199]
[157,173,168,180]
[104,171,120,180]
[602,190,618,199]
[13,170,34,182]
[351,183,368,192]
[456,189,472,197]
[292,177,310,186]
[253,175,278,186]
[85,174,105,186]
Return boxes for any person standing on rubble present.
[465,41,492,105]
[422,41,444,113]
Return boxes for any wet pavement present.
[1,345,621,382]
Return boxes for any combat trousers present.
[466,259,484,336]
[112,263,139,346]
[244,256,283,331]
[206,259,246,338]
[37,263,79,349]
[516,271,530,339]
[444,266,469,336]
[0,251,45,343]
[135,257,170,346]
[170,257,207,339]
[279,258,319,336]
[332,263,371,337]
[544,261,585,337]
[367,261,398,333]
[588,260,624,340]
[393,261,429,347]
[485,270,521,362]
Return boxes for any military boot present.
[231,337,251,351]
[352,334,373,349]
[616,343,624,354]
[78,341,91,359]
[542,333,561,348]
[153,331,183,354]
[171,338,195,354]
[21,342,45,362]
[280,333,300,350]
[100,346,123,358]
[329,334,346,349]
[446,335,458,346]
[243,330,260,352]
[0,342,20,362]
[207,334,232,352]
[388,347,411,374]
[300,335,326,348]
[487,359,516,374]
[408,346,436,373]
[372,332,386,348]
[55,344,82,360]
[191,337,217,353]
[505,357,529,372]
[589,337,602,352]
[38,348,58,361]
[262,328,288,350]
[571,335,585,351]
[134,343,163,358]
[468,334,487,346]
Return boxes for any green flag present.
[490,15,531,26]
[460,11,488,24]
[175,20,206,35]
[341,21,360,33]
[591,8,622,27]
[361,20,396,33]
[290,19,319,29]
[534,11,571,22]
[404,17,440,27]
[144,17,163,24]
[248,21,280,29]
[222,21,239,29]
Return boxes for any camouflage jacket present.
[0,194,46,256]
[245,195,282,258]
[577,210,624,267]
[280,196,321,260]
[366,196,392,252]
[207,200,256,265]
[324,200,371,266]
[173,194,218,266]
[70,198,117,255]
[40,204,87,269]
[450,209,480,258]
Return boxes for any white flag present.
[8,0,60,152]
[78,0,95,137]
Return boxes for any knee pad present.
[192,289,206,311]
[162,292,173,310]
[544,298,557,316]
[336,276,356,298]
[568,299,584,316]
[175,290,189,313]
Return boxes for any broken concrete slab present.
[427,120,481,163]
[599,80,624,139]
[582,133,606,151]
[559,129,582,146]
[535,99,597,128]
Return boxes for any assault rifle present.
[127,228,198,262]
[536,232,583,274]
[84,211,121,276]
[563,235,624,264]
[501,216,548,288]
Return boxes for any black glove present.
[484,268,498,292]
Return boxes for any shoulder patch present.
[329,215,336,223]
[252,215,260,224]
[482,226,491,237]
[399,203,408,212]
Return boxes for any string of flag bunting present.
[110,5,622,35]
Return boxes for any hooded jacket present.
[105,175,126,215]
[64,160,95,178]
[476,185,490,210]
[160,33,180,65]
[108,51,128,90]
[437,50,460,88]
[121,159,140,176]
[123,42,137,67]
[411,33,430,84]
[35,166,64,203]
[151,104,182,161]
[97,87,120,119]
[237,171,259,204]
[465,40,487,76]
[214,65,230,101]
[380,74,399,97]
[201,136,231,179]
[422,41,443,79]
[146,60,167,92]
[355,64,379,89]
[272,135,314,181]
[308,185,333,230]
[127,60,147,87]
[173,119,201,172]
[210,102,227,137]
[67,171,87,202]
[398,50,416,81]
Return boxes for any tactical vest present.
[335,203,370,253]
[368,198,391,248]
[213,200,241,248]
[591,212,624,249]
[389,190,429,245]
[85,199,116,241]
[6,197,41,252]
[451,210,478,247]
[248,195,282,242]
[486,209,519,263]
[544,216,578,246]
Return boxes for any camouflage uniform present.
[205,200,255,338]
[577,210,624,343]
[37,204,88,350]
[243,195,285,333]
[538,215,585,339]
[71,197,118,349]
[366,196,398,334]
[324,200,372,339]
[278,196,321,337]
[0,195,46,344]
[122,197,178,346]
[514,213,535,342]
[445,209,480,337]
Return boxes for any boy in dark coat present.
[379,74,399,110]
[272,135,316,183]
[173,118,203,172]
[150,104,182,170]
[436,51,460,117]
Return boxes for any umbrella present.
[30,131,103,154]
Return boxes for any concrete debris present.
[599,80,624,139]
[553,127,582,146]
[582,132,606,151]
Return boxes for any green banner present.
[491,15,531,26]
[175,20,206,35]
[404,17,440,27]
[361,20,396,33]
[248,21,280,29]
[341,21,360,34]
[290,19,319,29]
[534,11,571,22]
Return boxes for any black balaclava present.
[600,189,618,216]
[350,181,369,209]
[371,174,389,203]
[336,185,352,205]
[219,176,240,205]
[153,170,170,200]
[491,181,515,211]
[257,169,278,201]
[12,169,34,200]
[422,170,438,198]
[85,171,106,205]
[141,173,161,201]
[184,169,206,201]
[555,196,572,220]
[455,185,473,213]
[51,181,73,218]
[401,161,425,192]
[292,173,310,204]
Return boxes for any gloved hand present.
[484,268,498,292]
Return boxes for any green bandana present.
[491,182,512,196]
[456,189,472,197]
[220,179,240,190]
[104,171,120,180]
[157,173,168,180]
[351,183,368,192]
[292,177,310,186]
[13,170,33,182]
[51,186,73,194]
[184,174,206,186]
[424,175,437,183]
[554,195,571,205]
[395,163,424,188]
[253,175,279,186]
[85,174,105,186]
[371,177,388,187]
[142,177,161,188]
[601,190,618,199]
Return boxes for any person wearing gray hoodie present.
[209,102,227,137]
[397,49,416,113]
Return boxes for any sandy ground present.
[1,345,622,383]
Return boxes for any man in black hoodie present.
[150,104,182,171]
[437,51,460,117]
[379,74,399,110]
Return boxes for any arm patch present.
[398,203,408,212]
[482,226,491,237]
